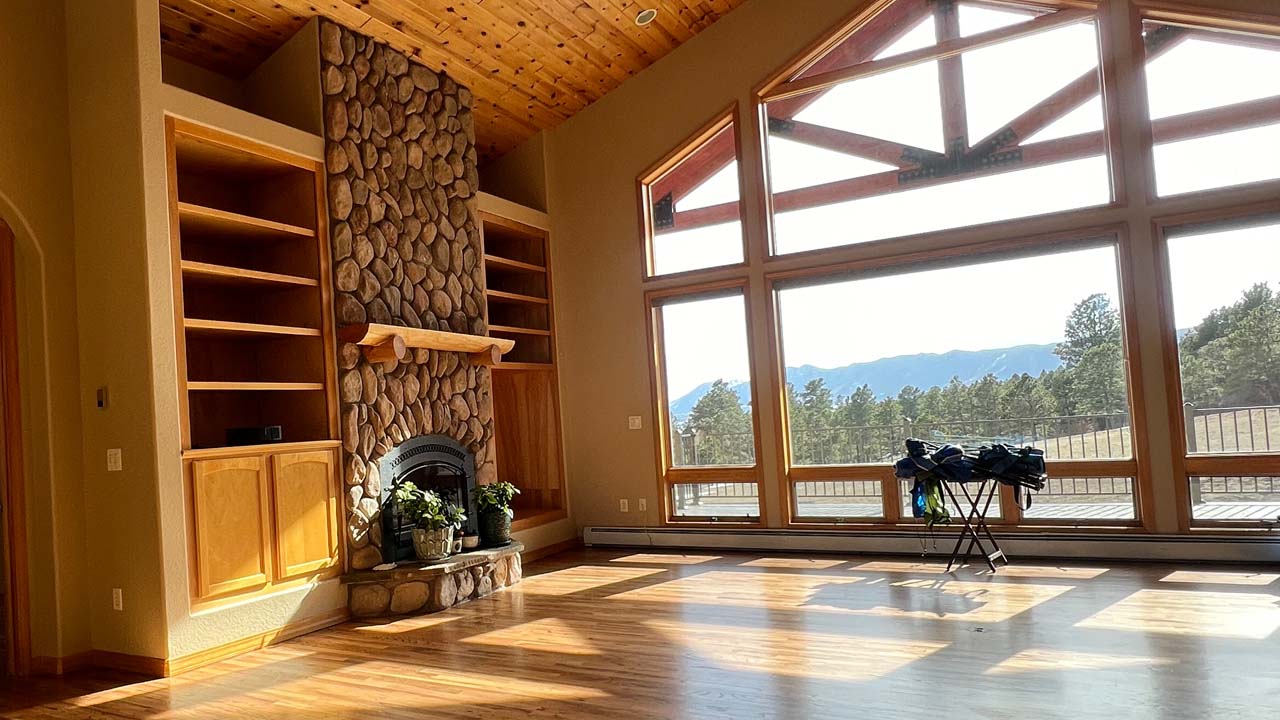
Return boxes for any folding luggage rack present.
[895,439,1048,572]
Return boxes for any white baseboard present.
[583,526,1280,563]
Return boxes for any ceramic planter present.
[412,527,459,561]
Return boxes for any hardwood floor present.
[4,548,1280,719]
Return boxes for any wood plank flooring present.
[4,548,1280,719]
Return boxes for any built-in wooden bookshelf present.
[480,198,567,529]
[167,119,337,450]
[166,117,341,606]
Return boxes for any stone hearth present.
[344,543,524,617]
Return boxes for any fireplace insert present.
[378,435,478,564]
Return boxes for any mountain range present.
[669,343,1062,420]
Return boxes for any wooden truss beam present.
[663,94,1280,233]
[767,118,942,168]
[649,0,935,206]
[765,8,1093,104]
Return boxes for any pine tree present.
[684,379,753,465]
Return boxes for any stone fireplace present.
[320,21,520,616]
[378,435,477,563]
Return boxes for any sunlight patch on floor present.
[463,617,603,655]
[741,557,846,569]
[609,553,722,565]
[609,570,865,608]
[517,565,667,595]
[806,579,1075,623]
[984,648,1177,675]
[1160,570,1280,586]
[646,619,949,681]
[855,560,952,574]
[978,565,1110,580]
[1077,588,1280,639]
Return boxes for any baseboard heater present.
[583,526,1280,564]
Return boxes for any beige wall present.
[0,0,90,660]
[64,0,169,658]
[539,0,1280,533]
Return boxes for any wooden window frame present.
[765,229,1151,530]
[645,279,767,526]
[1153,199,1280,531]
[637,103,753,281]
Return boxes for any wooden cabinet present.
[191,455,273,598]
[479,197,568,529]
[187,445,340,605]
[271,450,340,580]
[167,119,344,606]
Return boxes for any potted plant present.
[476,482,520,547]
[393,481,466,561]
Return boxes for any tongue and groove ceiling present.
[159,1,747,159]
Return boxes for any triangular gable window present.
[758,0,1113,255]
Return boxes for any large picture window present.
[775,241,1138,522]
[759,2,1112,255]
[649,285,761,522]
[634,1,1280,533]
[1164,214,1280,523]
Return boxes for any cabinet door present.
[191,455,273,598]
[270,449,339,580]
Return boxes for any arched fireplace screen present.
[378,435,478,564]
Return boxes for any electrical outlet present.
[619,499,629,512]
[112,588,123,612]
[107,448,123,472]
[638,498,647,512]
[627,415,643,430]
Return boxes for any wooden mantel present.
[339,323,515,366]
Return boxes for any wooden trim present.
[519,536,580,564]
[165,116,193,451]
[183,439,341,461]
[164,607,349,677]
[1136,0,1280,37]
[637,102,750,280]
[764,8,1093,103]
[169,115,320,172]
[477,192,550,231]
[0,219,31,677]
[92,651,168,677]
[510,508,569,533]
[1111,224,1158,531]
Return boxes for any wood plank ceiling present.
[159,1,747,159]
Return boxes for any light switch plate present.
[627,416,643,430]
[107,448,123,472]
[619,499,629,512]
[638,498,647,512]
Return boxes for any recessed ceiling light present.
[635,8,658,27]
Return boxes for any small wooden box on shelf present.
[166,117,341,607]
[479,200,567,529]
